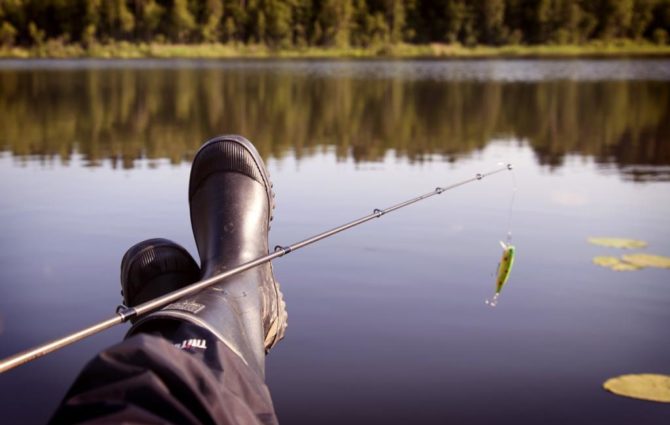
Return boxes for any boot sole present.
[120,238,199,308]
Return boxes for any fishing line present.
[504,163,518,244]
[0,164,513,373]
[485,163,518,308]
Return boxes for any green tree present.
[0,21,17,45]
[601,0,634,38]
[368,11,389,45]
[201,0,224,42]
[101,0,135,39]
[28,20,44,45]
[223,15,236,42]
[135,0,165,41]
[389,0,406,43]
[256,10,266,42]
[479,0,506,44]
[264,0,293,46]
[317,0,352,47]
[534,0,553,43]
[81,0,101,45]
[649,0,670,39]
[290,0,313,46]
[444,0,466,43]
[630,0,656,39]
[351,0,370,46]
[170,0,196,42]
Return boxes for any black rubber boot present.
[129,136,287,377]
[120,238,201,313]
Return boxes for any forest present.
[0,0,669,50]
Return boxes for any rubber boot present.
[120,238,201,315]
[129,135,287,377]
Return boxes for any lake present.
[0,59,669,424]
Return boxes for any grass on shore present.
[1,40,669,59]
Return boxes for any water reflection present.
[0,61,668,181]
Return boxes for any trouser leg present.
[49,322,278,425]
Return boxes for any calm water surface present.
[1,59,669,424]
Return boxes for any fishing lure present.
[484,162,517,308]
[485,241,515,307]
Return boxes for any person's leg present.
[128,135,287,376]
[50,136,286,424]
[49,332,277,424]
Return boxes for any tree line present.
[0,0,669,48]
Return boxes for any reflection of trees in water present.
[0,69,668,179]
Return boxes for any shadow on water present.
[0,61,669,181]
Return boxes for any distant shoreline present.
[2,42,670,60]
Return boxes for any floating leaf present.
[621,253,670,269]
[588,237,647,249]
[603,374,670,403]
[592,256,620,267]
[592,256,640,271]
[612,263,640,271]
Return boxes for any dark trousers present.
[50,323,278,425]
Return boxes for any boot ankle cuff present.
[127,311,251,368]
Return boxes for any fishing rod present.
[0,163,513,374]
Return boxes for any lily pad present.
[621,253,670,269]
[588,237,647,249]
[603,374,670,403]
[592,256,640,271]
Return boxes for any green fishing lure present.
[486,241,515,307]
